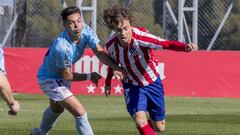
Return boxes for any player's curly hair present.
[103,5,133,30]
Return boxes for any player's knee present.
[134,112,148,127]
[153,120,165,133]
[155,124,165,133]
[155,126,165,133]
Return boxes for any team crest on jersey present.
[129,48,138,57]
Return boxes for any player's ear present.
[63,20,67,27]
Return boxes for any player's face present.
[114,19,132,46]
[64,13,83,41]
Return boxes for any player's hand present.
[90,72,102,87]
[8,100,20,116]
[104,85,111,97]
[185,43,198,52]
[113,69,125,81]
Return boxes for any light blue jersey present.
[0,48,6,73]
[38,24,100,80]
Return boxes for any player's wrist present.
[7,100,15,107]
[185,46,191,52]
[86,73,92,80]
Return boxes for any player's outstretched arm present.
[0,71,20,115]
[92,44,125,81]
[104,67,113,97]
[61,68,102,85]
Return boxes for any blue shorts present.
[123,77,165,121]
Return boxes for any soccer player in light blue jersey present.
[0,48,20,115]
[31,6,124,135]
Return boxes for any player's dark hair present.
[103,5,133,30]
[61,6,81,22]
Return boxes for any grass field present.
[1,94,240,135]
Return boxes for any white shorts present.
[38,79,73,101]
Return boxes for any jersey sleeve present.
[55,47,72,69]
[85,25,100,48]
[136,32,187,51]
[104,42,115,86]
[154,40,188,51]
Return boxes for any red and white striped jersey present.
[105,27,188,86]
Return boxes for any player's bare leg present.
[59,95,94,135]
[149,119,165,133]
[59,95,86,116]
[31,99,63,135]
[133,111,156,135]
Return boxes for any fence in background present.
[164,0,235,50]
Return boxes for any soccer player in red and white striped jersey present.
[103,5,198,135]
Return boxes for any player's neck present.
[118,37,133,47]
[70,35,81,44]
[73,38,81,44]
[119,42,129,48]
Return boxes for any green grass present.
[1,95,240,135]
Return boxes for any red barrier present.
[4,48,240,98]
[4,48,45,94]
